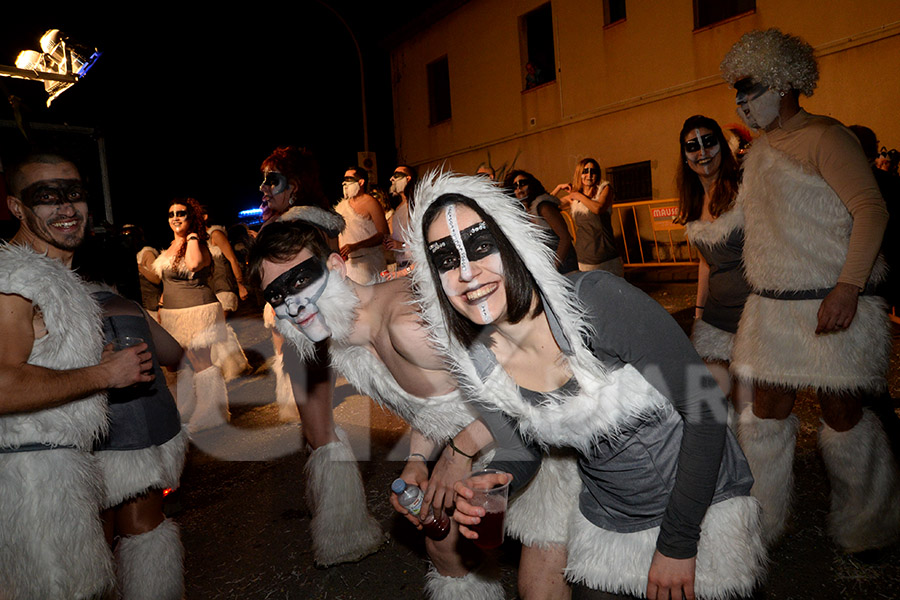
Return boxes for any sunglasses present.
[168,210,188,219]
[683,134,719,153]
[582,167,598,175]
[513,179,529,189]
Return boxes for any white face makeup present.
[264,255,332,342]
[389,171,409,195]
[683,127,722,177]
[735,79,782,130]
[15,163,88,252]
[428,204,505,325]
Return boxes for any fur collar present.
[152,252,195,279]
[406,172,667,452]
[279,206,345,237]
[684,205,743,248]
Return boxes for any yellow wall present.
[390,0,900,197]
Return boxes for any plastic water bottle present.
[391,478,450,540]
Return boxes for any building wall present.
[390,0,900,197]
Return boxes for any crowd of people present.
[1,27,899,600]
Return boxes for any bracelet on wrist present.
[406,453,428,462]
[447,438,475,460]
[695,305,704,310]
[186,235,199,241]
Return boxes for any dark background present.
[0,1,443,246]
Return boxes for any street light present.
[0,29,101,106]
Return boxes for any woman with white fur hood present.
[406,171,766,600]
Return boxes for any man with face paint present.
[722,29,900,554]
[335,165,390,284]
[249,207,570,598]
[0,153,154,599]
[384,165,417,270]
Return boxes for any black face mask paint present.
[20,179,86,208]
[263,256,328,307]
[428,220,499,274]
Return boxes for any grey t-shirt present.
[471,271,752,558]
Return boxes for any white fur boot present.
[190,366,231,433]
[210,324,250,382]
[818,409,900,552]
[271,353,300,422]
[424,564,505,600]
[173,367,195,428]
[738,408,798,545]
[115,519,184,600]
[305,428,386,566]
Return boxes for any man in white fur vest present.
[247,206,578,599]
[0,153,154,599]
[721,29,900,554]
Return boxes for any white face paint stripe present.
[694,129,707,159]
[479,302,491,324]
[444,205,472,280]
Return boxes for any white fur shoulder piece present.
[136,246,159,266]
[279,206,346,237]
[684,206,743,249]
[0,243,108,448]
[152,252,194,279]
[406,172,667,452]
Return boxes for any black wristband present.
[447,438,475,459]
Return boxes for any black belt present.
[0,442,78,454]
[755,282,879,301]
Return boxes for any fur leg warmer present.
[424,564,505,600]
[818,409,900,552]
[738,408,798,545]
[173,367,195,428]
[115,519,184,600]
[188,366,230,433]
[305,428,386,566]
[271,353,300,422]
[210,324,249,382]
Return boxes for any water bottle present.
[391,478,450,540]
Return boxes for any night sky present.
[0,1,436,246]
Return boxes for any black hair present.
[421,193,543,347]
[502,169,547,202]
[675,115,741,223]
[247,220,333,291]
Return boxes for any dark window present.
[694,0,755,29]
[427,56,451,124]
[607,161,652,202]
[604,0,626,26]
[521,3,556,90]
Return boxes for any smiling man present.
[0,153,153,599]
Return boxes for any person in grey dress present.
[676,115,752,419]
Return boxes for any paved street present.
[175,279,900,599]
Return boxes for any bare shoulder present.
[378,281,443,369]
[0,292,37,365]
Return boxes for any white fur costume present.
[732,132,900,552]
[407,173,766,598]
[732,137,890,391]
[0,244,115,600]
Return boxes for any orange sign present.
[650,205,682,231]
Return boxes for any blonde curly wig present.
[720,28,818,96]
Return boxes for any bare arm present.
[422,418,495,519]
[182,239,211,273]
[210,229,248,300]
[340,196,391,259]
[0,293,153,414]
[538,202,574,268]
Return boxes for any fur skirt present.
[690,318,734,363]
[565,496,766,599]
[95,426,189,509]
[159,302,228,350]
[732,294,890,392]
[505,448,581,548]
[0,449,115,599]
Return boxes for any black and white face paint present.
[735,79,782,130]
[684,129,721,176]
[260,171,288,195]
[265,257,332,342]
[389,172,409,195]
[342,177,361,199]
[428,205,503,324]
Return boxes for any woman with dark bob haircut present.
[407,171,766,600]
[675,115,752,420]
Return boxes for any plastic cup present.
[463,468,510,549]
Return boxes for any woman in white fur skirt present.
[408,172,766,600]
[677,115,753,418]
[155,197,230,432]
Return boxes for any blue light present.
[75,51,102,77]
[239,207,263,218]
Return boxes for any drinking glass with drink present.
[460,468,511,549]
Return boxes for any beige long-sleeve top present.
[765,110,888,289]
